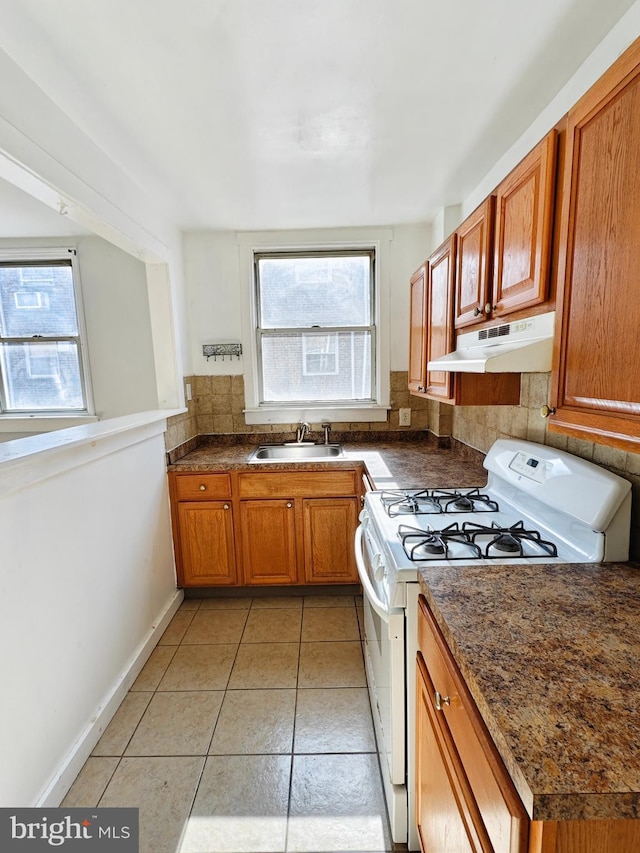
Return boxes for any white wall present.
[77,236,159,417]
[183,223,431,380]
[458,1,640,226]
[0,414,181,806]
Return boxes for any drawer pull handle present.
[199,485,207,491]
[434,690,451,711]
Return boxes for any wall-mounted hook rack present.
[202,343,243,361]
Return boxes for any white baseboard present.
[36,589,184,806]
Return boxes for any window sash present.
[254,250,376,406]
[0,250,91,415]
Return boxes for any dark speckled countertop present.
[418,562,640,822]
[167,435,487,490]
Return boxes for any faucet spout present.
[321,422,331,445]
[296,422,310,443]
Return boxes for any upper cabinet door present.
[548,39,640,451]
[493,130,557,318]
[408,263,428,396]
[454,197,495,329]
[426,236,456,401]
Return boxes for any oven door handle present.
[355,525,394,624]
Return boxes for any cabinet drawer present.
[237,470,357,498]
[418,594,528,853]
[173,473,232,501]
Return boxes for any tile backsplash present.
[165,371,431,450]
[165,370,640,557]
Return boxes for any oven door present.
[355,524,406,787]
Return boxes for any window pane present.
[1,341,84,410]
[0,263,79,336]
[261,332,372,402]
[258,255,371,328]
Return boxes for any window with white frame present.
[0,249,91,414]
[254,250,375,405]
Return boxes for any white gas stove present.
[354,438,632,849]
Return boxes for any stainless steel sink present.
[248,443,344,462]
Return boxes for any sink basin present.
[248,443,344,462]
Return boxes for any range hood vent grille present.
[480,323,511,340]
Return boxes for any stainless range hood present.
[427,311,555,373]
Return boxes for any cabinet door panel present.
[409,263,428,394]
[240,500,298,584]
[418,596,529,853]
[416,654,485,853]
[426,236,456,401]
[550,39,640,450]
[455,198,495,329]
[493,130,556,318]
[302,497,358,583]
[177,502,236,586]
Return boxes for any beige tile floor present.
[62,593,397,853]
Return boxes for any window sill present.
[243,405,390,425]
[0,414,99,434]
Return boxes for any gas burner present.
[462,520,558,558]
[381,490,443,516]
[436,488,500,514]
[398,523,482,561]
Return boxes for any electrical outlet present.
[399,407,411,427]
[185,382,192,401]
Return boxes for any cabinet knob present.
[199,484,206,491]
[286,502,292,508]
[434,691,451,711]
[223,503,230,510]
[484,303,494,315]
[540,404,556,418]
[473,306,483,317]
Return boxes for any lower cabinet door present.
[177,501,237,586]
[416,652,489,853]
[240,499,298,584]
[302,497,359,583]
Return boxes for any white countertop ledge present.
[0,409,183,496]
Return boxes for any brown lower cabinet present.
[417,594,640,853]
[417,594,528,853]
[169,467,361,587]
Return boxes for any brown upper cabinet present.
[412,236,520,406]
[454,197,495,329]
[425,236,456,401]
[408,262,428,395]
[455,130,557,330]
[547,37,640,452]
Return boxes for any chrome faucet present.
[295,421,310,443]
[321,422,331,445]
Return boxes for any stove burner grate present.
[463,520,558,558]
[396,519,559,561]
[381,488,499,517]
[398,522,483,561]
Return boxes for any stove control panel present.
[508,451,552,484]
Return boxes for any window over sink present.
[255,250,375,405]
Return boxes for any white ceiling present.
[0,0,636,233]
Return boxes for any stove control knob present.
[373,554,386,582]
